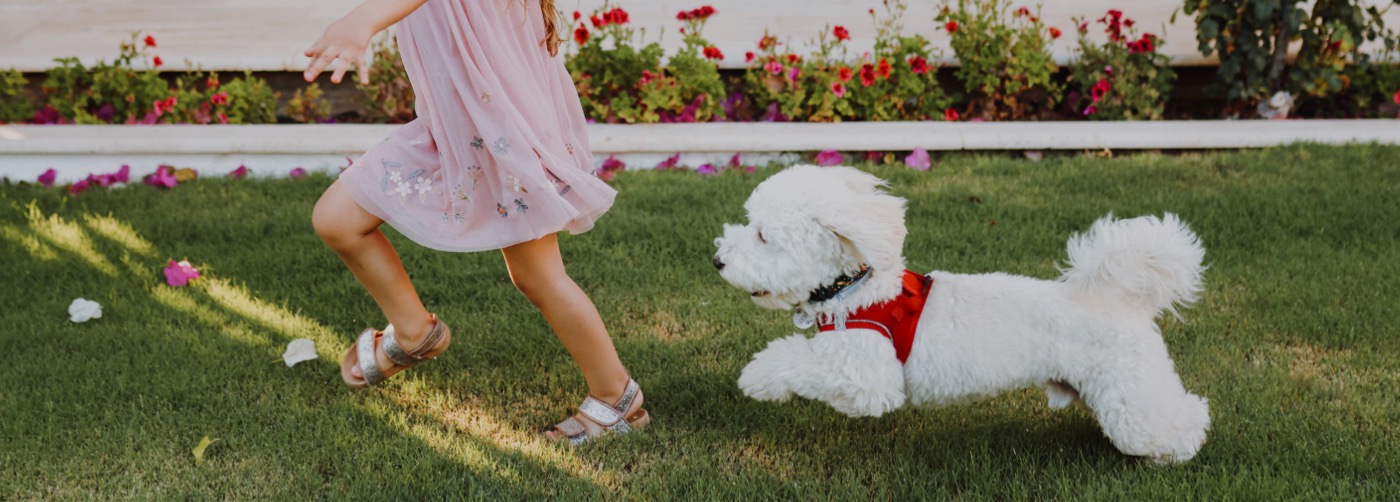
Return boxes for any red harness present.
[817,270,933,364]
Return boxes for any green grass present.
[2,144,1398,499]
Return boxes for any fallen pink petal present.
[145,166,178,189]
[815,149,844,166]
[904,149,931,170]
[164,260,201,287]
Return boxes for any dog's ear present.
[812,167,908,270]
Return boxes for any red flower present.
[590,14,603,28]
[703,46,724,60]
[908,56,930,75]
[210,92,229,105]
[1015,6,1031,17]
[573,25,589,45]
[837,66,853,82]
[1078,21,1090,34]
[786,53,801,64]
[945,21,958,33]
[678,5,717,21]
[876,58,891,79]
[143,35,157,48]
[604,8,629,25]
[758,35,778,50]
[944,108,959,121]
[1048,27,1062,39]
[859,63,876,86]
[1393,89,1400,105]
[831,82,847,97]
[639,69,655,86]
[206,78,219,89]
[1124,19,1136,28]
[1127,34,1156,54]
[1091,79,1112,102]
[745,51,755,63]
[572,10,581,21]
[833,25,850,41]
[153,56,164,67]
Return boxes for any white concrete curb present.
[3,121,1399,183]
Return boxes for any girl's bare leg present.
[312,180,435,376]
[500,234,639,434]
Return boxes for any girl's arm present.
[303,0,430,85]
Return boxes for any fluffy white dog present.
[713,165,1211,463]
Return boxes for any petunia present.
[944,108,960,121]
[289,167,307,179]
[815,149,844,166]
[655,153,681,170]
[228,165,248,179]
[164,260,201,287]
[904,149,931,170]
[597,155,625,181]
[573,25,589,46]
[837,66,853,82]
[68,298,103,323]
[112,165,130,184]
[765,61,784,75]
[1049,27,1062,39]
[153,56,164,67]
[945,21,958,33]
[831,81,846,97]
[833,25,850,41]
[1393,89,1400,105]
[143,34,157,48]
[37,168,57,188]
[859,64,876,86]
[696,163,717,176]
[282,338,319,367]
[69,179,91,195]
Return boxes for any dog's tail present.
[1058,213,1206,320]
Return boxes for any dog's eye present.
[757,230,767,244]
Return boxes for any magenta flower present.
[655,153,681,170]
[145,166,178,189]
[904,149,931,170]
[37,168,57,188]
[597,155,626,181]
[164,260,200,287]
[112,165,130,184]
[228,165,248,179]
[765,61,784,75]
[815,149,844,166]
[69,179,91,195]
[289,167,308,179]
[696,163,717,176]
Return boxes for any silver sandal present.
[340,314,452,388]
[549,378,651,445]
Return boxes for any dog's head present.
[713,165,907,310]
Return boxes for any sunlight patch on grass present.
[23,204,117,276]
[83,214,157,257]
[0,223,59,262]
[386,381,622,491]
[151,285,235,329]
[198,277,341,354]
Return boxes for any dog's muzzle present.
[712,255,725,270]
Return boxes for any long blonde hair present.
[540,0,561,56]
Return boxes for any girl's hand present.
[304,15,375,85]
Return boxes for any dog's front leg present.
[739,330,906,418]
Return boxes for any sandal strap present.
[553,417,590,445]
[615,379,640,415]
[578,396,634,436]
[355,328,387,386]
[381,316,448,367]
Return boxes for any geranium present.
[945,21,958,33]
[786,54,801,64]
[944,108,960,121]
[904,148,931,170]
[1049,27,1062,39]
[639,69,655,86]
[833,25,851,41]
[1084,105,1098,116]
[838,66,854,82]
[1394,89,1400,105]
[745,51,755,63]
[1126,34,1155,54]
[153,56,163,67]
[676,5,717,21]
[37,168,57,188]
[164,260,200,287]
[703,46,724,60]
[908,56,931,75]
[859,63,876,86]
[758,34,778,50]
[877,58,892,79]
[765,61,784,75]
[573,25,589,45]
[831,82,847,97]
[210,92,229,105]
[573,11,581,21]
[143,35,157,48]
[69,179,91,195]
[1091,79,1112,101]
[815,149,844,166]
[602,7,629,25]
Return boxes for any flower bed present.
[3,1,1399,125]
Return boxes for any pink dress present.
[339,0,615,252]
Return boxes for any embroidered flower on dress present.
[414,178,435,202]
[471,136,485,150]
[496,203,509,217]
[566,143,575,155]
[507,175,528,193]
[392,181,413,201]
[493,137,512,155]
[480,92,491,103]
[515,198,529,214]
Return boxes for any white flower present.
[392,181,413,200]
[282,338,318,367]
[69,298,102,323]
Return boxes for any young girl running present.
[304,0,648,443]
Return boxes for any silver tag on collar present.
[792,310,815,330]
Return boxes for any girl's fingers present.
[330,58,348,84]
[304,51,336,82]
[357,55,371,85]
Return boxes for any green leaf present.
[192,436,219,466]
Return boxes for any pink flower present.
[1091,79,1112,102]
[164,260,200,287]
[765,61,784,75]
[597,155,625,181]
[37,168,57,188]
[145,166,178,189]
[729,153,744,169]
[217,112,228,124]
[904,149,931,170]
[228,165,248,179]
[908,56,931,75]
[831,81,846,97]
[112,165,130,184]
[745,51,755,63]
[815,149,844,166]
[655,153,681,170]
[696,163,717,176]
[69,179,91,195]
[289,167,308,179]
[788,66,800,83]
[210,92,229,105]
[1084,105,1098,116]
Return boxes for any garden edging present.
[4,120,1400,183]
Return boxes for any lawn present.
[2,145,1398,499]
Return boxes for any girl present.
[304,0,648,444]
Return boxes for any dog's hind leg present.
[1079,355,1211,463]
[740,329,906,418]
[1045,380,1082,410]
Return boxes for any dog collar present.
[807,265,872,303]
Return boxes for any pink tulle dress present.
[339,0,615,252]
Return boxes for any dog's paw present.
[1046,381,1081,410]
[737,335,812,402]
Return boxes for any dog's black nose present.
[712,256,725,270]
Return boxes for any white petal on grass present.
[282,338,318,367]
[68,298,102,323]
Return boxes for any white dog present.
[713,165,1211,463]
